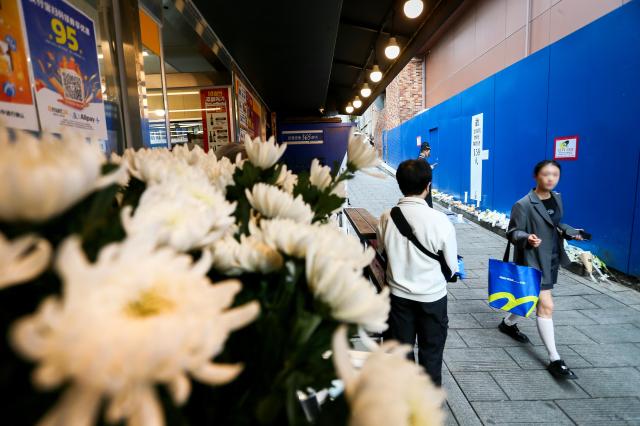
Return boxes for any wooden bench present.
[344,208,386,292]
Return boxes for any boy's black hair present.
[396,159,432,196]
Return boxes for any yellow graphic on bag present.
[488,292,539,317]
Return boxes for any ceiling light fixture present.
[361,83,372,98]
[403,0,424,18]
[369,64,382,82]
[345,103,354,114]
[353,96,362,109]
[153,109,166,117]
[385,37,400,59]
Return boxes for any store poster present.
[0,0,38,130]
[200,86,231,152]
[21,0,107,138]
[235,75,261,140]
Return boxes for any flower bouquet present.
[0,128,444,426]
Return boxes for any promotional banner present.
[200,86,231,152]
[0,0,38,130]
[235,75,260,141]
[21,0,107,138]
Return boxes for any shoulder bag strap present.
[503,241,511,262]
[390,207,454,281]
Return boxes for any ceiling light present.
[369,64,382,82]
[360,83,372,98]
[385,37,400,59]
[143,51,149,57]
[345,103,354,114]
[403,0,424,18]
[153,109,166,117]
[353,96,362,109]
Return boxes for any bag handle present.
[390,207,455,282]
[503,241,511,262]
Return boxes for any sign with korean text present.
[280,129,323,145]
[470,113,483,202]
[0,0,38,130]
[235,75,261,141]
[554,136,578,161]
[200,86,231,152]
[21,0,107,138]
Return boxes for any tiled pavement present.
[347,171,640,426]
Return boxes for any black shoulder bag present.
[390,207,457,283]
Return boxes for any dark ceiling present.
[192,0,465,117]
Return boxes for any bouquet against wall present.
[0,127,444,426]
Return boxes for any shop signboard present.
[235,75,260,141]
[0,0,38,130]
[21,0,107,139]
[470,113,483,202]
[280,129,323,145]
[200,86,231,152]
[554,135,578,161]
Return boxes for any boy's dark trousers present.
[386,294,448,386]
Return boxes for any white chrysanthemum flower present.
[211,235,283,276]
[0,233,51,289]
[309,159,332,190]
[11,237,259,426]
[347,130,380,171]
[332,326,446,426]
[306,250,389,332]
[246,183,314,223]
[311,224,375,269]
[125,148,206,185]
[275,164,298,194]
[0,129,127,222]
[255,218,316,258]
[331,181,347,198]
[244,135,286,169]
[122,177,236,251]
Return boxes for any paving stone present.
[569,343,640,367]
[470,311,535,329]
[582,293,629,309]
[471,401,573,424]
[451,371,508,401]
[443,402,459,426]
[449,288,487,300]
[448,299,494,314]
[575,323,640,343]
[504,345,591,370]
[457,328,527,348]
[551,282,601,296]
[448,313,483,329]
[446,330,468,349]
[538,310,596,326]
[570,367,640,397]
[442,372,482,426]
[552,296,599,311]
[519,325,596,346]
[609,290,640,306]
[490,370,588,400]
[580,306,640,325]
[444,347,519,372]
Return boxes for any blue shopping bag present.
[488,242,542,317]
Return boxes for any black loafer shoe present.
[498,320,530,343]
[548,359,578,380]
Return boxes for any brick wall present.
[371,57,424,156]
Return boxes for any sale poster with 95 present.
[21,0,106,138]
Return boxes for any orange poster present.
[0,0,38,130]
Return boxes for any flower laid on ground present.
[11,236,259,426]
[347,130,380,172]
[244,135,287,169]
[122,177,236,251]
[0,233,51,289]
[309,158,333,190]
[332,326,446,426]
[211,234,284,276]
[246,183,314,223]
[0,129,126,222]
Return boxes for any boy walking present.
[377,159,458,386]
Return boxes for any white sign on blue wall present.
[281,129,323,145]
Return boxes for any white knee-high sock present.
[503,313,519,326]
[537,316,560,361]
